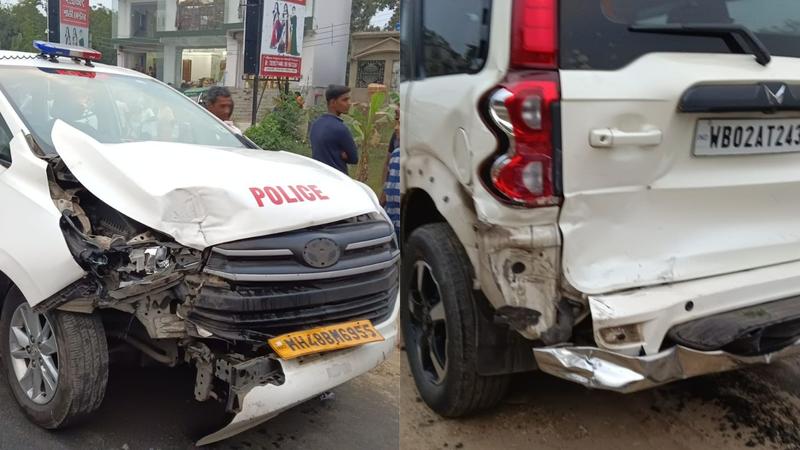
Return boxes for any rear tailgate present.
[557,0,800,295]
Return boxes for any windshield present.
[0,67,246,153]
[562,0,800,70]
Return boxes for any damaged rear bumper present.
[533,339,800,393]
[196,294,399,446]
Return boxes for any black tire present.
[402,223,510,417]
[0,286,108,428]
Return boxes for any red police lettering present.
[309,185,329,200]
[288,185,305,201]
[296,185,315,201]
[264,187,284,205]
[249,187,266,207]
[248,185,330,206]
[276,186,299,203]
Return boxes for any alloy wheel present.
[8,303,59,404]
[407,261,448,385]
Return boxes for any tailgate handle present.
[589,128,662,148]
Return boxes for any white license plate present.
[694,118,800,156]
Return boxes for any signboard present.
[49,0,90,47]
[260,0,306,79]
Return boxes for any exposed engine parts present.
[35,154,399,422]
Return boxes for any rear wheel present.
[1,287,108,428]
[402,223,510,417]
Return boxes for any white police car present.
[0,42,398,444]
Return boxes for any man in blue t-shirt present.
[309,85,359,174]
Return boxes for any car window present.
[0,113,11,166]
[0,67,246,154]
[562,0,800,70]
[421,0,491,78]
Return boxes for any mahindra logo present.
[764,84,787,106]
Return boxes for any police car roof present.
[0,50,150,79]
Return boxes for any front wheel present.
[1,287,108,428]
[401,223,510,417]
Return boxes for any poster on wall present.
[59,0,90,47]
[260,0,306,79]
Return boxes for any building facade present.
[348,31,400,103]
[112,0,352,97]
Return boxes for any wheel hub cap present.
[8,303,59,404]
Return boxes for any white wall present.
[188,54,213,79]
[224,32,242,87]
[116,0,131,38]
[159,0,177,32]
[308,0,352,88]
[163,44,177,85]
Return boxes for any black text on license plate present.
[694,119,800,156]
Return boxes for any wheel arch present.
[401,154,480,271]
[0,270,12,311]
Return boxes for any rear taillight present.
[511,0,558,69]
[486,71,560,207]
[483,0,560,207]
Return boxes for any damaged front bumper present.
[533,340,800,393]
[197,296,398,446]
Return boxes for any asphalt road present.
[0,352,400,450]
[401,351,800,450]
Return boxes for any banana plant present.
[342,90,395,183]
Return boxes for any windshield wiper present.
[629,23,771,66]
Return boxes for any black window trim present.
[0,113,12,168]
[400,0,422,82]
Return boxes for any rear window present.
[561,0,800,70]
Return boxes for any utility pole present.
[250,0,264,126]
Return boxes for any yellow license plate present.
[268,320,384,360]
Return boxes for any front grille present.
[204,218,399,281]
[188,266,398,338]
[189,217,399,340]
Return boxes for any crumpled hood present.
[51,121,380,249]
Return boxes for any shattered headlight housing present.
[123,245,172,275]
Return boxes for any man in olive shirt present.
[309,85,359,174]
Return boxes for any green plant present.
[245,92,308,154]
[342,90,397,182]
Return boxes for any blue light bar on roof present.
[33,40,102,61]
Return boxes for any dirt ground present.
[400,350,800,450]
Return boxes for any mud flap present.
[196,299,399,446]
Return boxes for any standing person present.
[388,108,399,154]
[309,85,358,175]
[278,3,289,54]
[381,109,400,237]
[270,3,280,49]
[382,146,401,238]
[203,86,241,133]
[289,6,300,56]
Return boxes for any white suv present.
[400,0,800,416]
[0,42,398,444]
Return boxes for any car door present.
[0,87,85,305]
[557,0,800,295]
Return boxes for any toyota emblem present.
[302,238,341,268]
